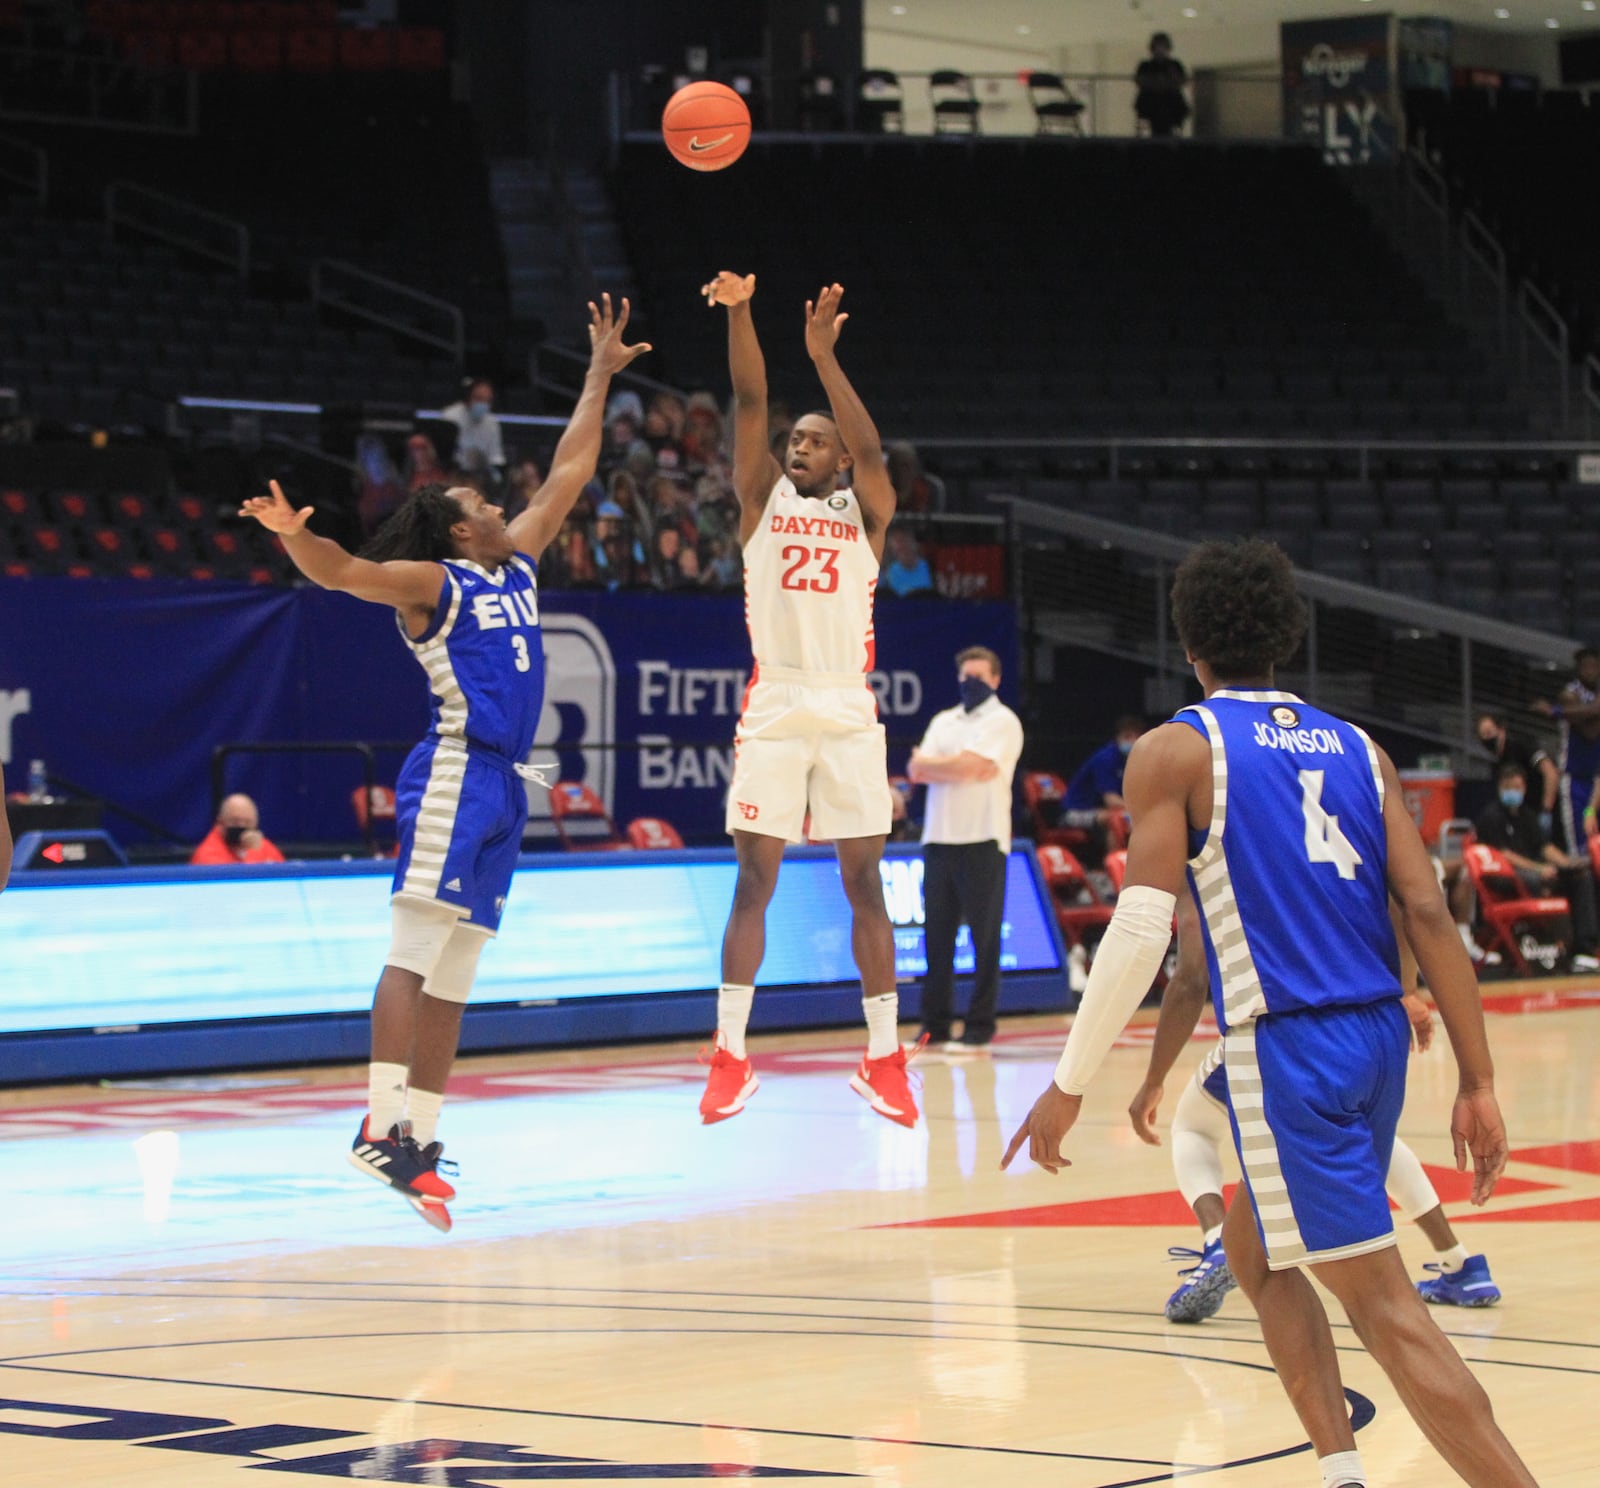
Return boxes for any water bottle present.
[27,758,47,803]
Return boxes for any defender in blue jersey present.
[1005,542,1536,1487]
[241,296,649,1230]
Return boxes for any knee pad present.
[422,922,491,1005]
[386,895,462,979]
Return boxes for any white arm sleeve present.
[1054,885,1178,1095]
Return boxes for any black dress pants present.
[920,840,1007,1043]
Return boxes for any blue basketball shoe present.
[1417,1254,1501,1307]
[1164,1239,1237,1323]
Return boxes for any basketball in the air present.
[662,81,752,172]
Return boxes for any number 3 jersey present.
[402,556,545,761]
[743,477,878,680]
[1174,689,1400,1032]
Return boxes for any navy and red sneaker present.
[348,1118,457,1208]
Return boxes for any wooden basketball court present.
[3,986,1597,1485]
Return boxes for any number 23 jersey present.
[743,477,878,679]
[1174,689,1401,1031]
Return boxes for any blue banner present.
[0,580,1016,848]
[1281,14,1398,165]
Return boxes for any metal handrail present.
[310,258,465,362]
[1403,146,1452,261]
[0,46,198,135]
[991,494,1577,663]
[911,433,1600,482]
[1460,208,1507,350]
[0,133,46,203]
[212,741,379,856]
[534,340,688,400]
[105,181,249,279]
[1516,278,1571,431]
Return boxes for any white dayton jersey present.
[727,477,890,843]
[743,477,878,678]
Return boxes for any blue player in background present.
[1004,541,1537,1487]
[242,295,648,1230]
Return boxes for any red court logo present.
[737,801,759,820]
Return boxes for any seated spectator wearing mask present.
[1475,709,1558,838]
[1065,715,1145,816]
[1472,762,1600,972]
[192,793,286,866]
[441,378,507,483]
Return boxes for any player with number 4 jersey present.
[241,295,649,1230]
[697,270,920,1130]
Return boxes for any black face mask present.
[959,677,995,712]
[222,824,248,847]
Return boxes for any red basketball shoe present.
[849,1036,927,1128]
[698,1037,759,1124]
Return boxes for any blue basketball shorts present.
[391,738,527,933]
[1223,997,1409,1270]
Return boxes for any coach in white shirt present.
[907,645,1024,1053]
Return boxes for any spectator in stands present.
[595,503,646,590]
[1065,715,1145,817]
[1532,645,1600,851]
[191,793,286,866]
[886,441,942,516]
[1476,709,1558,837]
[403,433,451,493]
[704,535,742,590]
[503,457,544,521]
[1472,762,1600,972]
[355,435,407,536]
[606,389,645,458]
[883,524,934,597]
[1135,32,1190,137]
[541,514,598,589]
[651,473,700,550]
[441,378,507,483]
[682,391,726,472]
[650,526,693,591]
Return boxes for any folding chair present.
[549,781,627,851]
[1461,841,1572,975]
[1035,843,1115,950]
[858,69,903,133]
[626,817,684,850]
[929,70,980,134]
[351,784,399,857]
[1026,71,1085,136]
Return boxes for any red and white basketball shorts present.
[725,668,891,843]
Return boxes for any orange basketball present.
[662,81,752,172]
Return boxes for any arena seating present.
[1407,87,1600,361]
[0,200,444,429]
[612,139,1527,444]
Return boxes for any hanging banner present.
[0,580,1016,849]
[1281,13,1399,164]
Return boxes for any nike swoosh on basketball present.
[688,133,733,152]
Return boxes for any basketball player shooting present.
[696,272,917,1128]
[1001,541,1537,1487]
[241,295,648,1230]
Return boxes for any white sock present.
[1319,1449,1366,1488]
[367,1061,408,1137]
[717,983,755,1060]
[863,992,900,1059]
[406,1087,444,1146]
[1436,1242,1470,1272]
[1202,1224,1223,1249]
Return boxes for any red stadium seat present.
[45,490,94,525]
[1,488,40,522]
[231,30,282,71]
[176,30,228,70]
[1035,842,1114,949]
[85,526,129,568]
[1462,841,1572,975]
[393,26,444,70]
[351,784,399,855]
[549,781,627,851]
[1103,847,1128,893]
[21,525,71,567]
[338,27,393,71]
[1021,769,1093,853]
[122,31,174,66]
[626,816,683,850]
[108,491,154,527]
[285,26,335,70]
